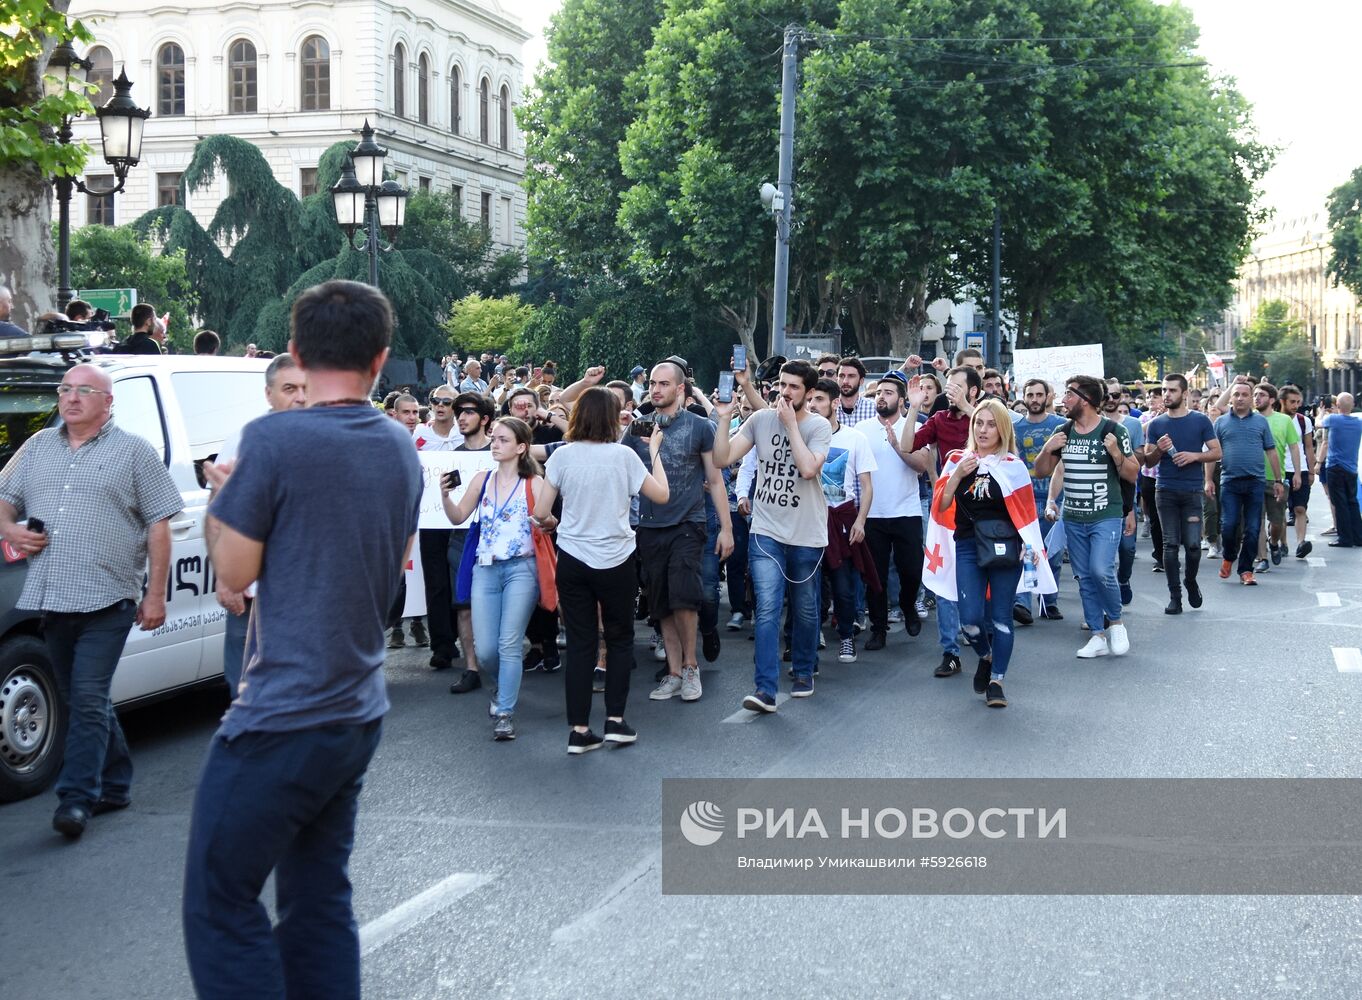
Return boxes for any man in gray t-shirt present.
[713,360,830,712]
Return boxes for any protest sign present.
[1012,344,1105,392]
[417,451,497,530]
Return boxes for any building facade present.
[67,0,529,251]
[1223,213,1361,396]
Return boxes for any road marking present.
[551,851,658,943]
[721,693,791,723]
[359,872,493,955]
[1318,592,1342,607]
[1333,648,1362,674]
[1307,557,1327,568]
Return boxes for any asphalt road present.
[3,505,1362,999]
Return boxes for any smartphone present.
[25,517,44,533]
[629,418,656,438]
[717,370,735,403]
[533,366,543,381]
[732,344,747,372]
[442,470,462,491]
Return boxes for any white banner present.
[417,451,497,530]
[1012,344,1105,393]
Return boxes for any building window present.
[418,53,429,125]
[158,43,185,117]
[479,77,489,143]
[451,184,463,218]
[499,195,512,243]
[393,44,406,118]
[300,35,329,111]
[87,179,114,225]
[228,39,257,114]
[157,172,182,207]
[499,84,510,150]
[299,167,318,198]
[87,46,114,106]
[419,176,431,193]
[480,191,491,232]
[450,65,461,133]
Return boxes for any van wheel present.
[0,636,62,803]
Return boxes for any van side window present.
[171,371,270,462]
[112,375,169,465]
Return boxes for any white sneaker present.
[653,641,668,662]
[1077,635,1110,658]
[680,666,702,702]
[649,674,683,700]
[726,613,745,631]
[1107,623,1130,656]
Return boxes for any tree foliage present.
[65,223,196,350]
[0,1,92,177]
[1326,166,1362,299]
[444,293,535,355]
[1235,299,1302,381]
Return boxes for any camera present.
[36,314,117,335]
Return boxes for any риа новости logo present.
[679,801,724,846]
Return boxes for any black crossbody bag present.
[974,518,1022,569]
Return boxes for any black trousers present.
[865,515,923,633]
[419,529,457,658]
[1140,484,1164,564]
[1155,487,1203,595]
[558,550,637,728]
[1327,469,1362,546]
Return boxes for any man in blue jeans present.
[714,360,831,711]
[1210,380,1281,585]
[1318,392,1362,547]
[185,280,423,999]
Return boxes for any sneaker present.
[790,677,814,698]
[681,666,702,702]
[1164,599,1183,615]
[904,615,921,638]
[915,600,929,619]
[1271,543,1283,566]
[1119,582,1134,605]
[1108,623,1130,656]
[727,613,745,631]
[593,667,607,693]
[386,628,405,650]
[522,647,544,673]
[888,608,904,624]
[1219,560,1232,579]
[540,652,561,674]
[973,657,992,694]
[922,593,936,610]
[650,674,682,700]
[429,654,453,671]
[568,730,604,754]
[1012,604,1034,626]
[838,638,857,663]
[653,640,668,662]
[1208,544,1222,560]
[1152,562,1163,573]
[853,612,869,634]
[449,669,482,694]
[985,681,1008,708]
[410,619,429,646]
[1296,541,1313,559]
[557,628,568,649]
[1240,572,1257,586]
[1253,558,1269,574]
[493,715,515,741]
[934,652,961,677]
[865,630,887,651]
[1323,526,1338,536]
[604,718,637,744]
[702,630,721,663]
[786,664,820,678]
[1077,636,1110,658]
[742,691,778,713]
[1041,603,1064,621]
[1186,580,1203,609]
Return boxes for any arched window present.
[228,39,257,114]
[157,43,185,116]
[479,77,489,143]
[87,45,114,106]
[499,83,510,150]
[300,35,329,111]
[417,53,429,125]
[449,65,462,133]
[393,44,406,118]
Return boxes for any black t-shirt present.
[532,422,564,446]
[120,331,162,355]
[953,469,1010,540]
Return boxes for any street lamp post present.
[46,45,150,311]
[942,316,959,362]
[331,120,408,286]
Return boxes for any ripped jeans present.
[954,537,1023,678]
[1155,487,1204,595]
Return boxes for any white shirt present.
[822,424,877,507]
[1284,413,1313,473]
[413,422,463,452]
[863,415,922,519]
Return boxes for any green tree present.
[1235,299,1301,380]
[444,293,535,356]
[1326,166,1362,299]
[1265,337,1314,391]
[513,301,581,374]
[65,223,197,351]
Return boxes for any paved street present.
[4,505,1362,999]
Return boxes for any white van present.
[0,345,272,801]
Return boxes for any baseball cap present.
[630,365,646,376]
[881,370,909,391]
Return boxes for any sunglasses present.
[429,397,455,407]
[456,407,480,416]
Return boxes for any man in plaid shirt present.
[834,357,879,427]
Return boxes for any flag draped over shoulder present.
[922,450,1058,602]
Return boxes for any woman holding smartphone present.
[441,416,543,741]
[531,388,669,754]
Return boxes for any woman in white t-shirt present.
[533,388,668,755]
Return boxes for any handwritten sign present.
[1012,344,1105,393]
[417,451,496,530]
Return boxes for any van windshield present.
[0,380,59,467]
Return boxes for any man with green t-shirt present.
[1253,383,1300,572]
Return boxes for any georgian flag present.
[922,450,1059,602]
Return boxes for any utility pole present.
[770,25,800,359]
[990,204,1001,367]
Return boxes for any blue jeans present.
[471,557,540,716]
[936,596,960,655]
[44,599,138,808]
[828,561,859,640]
[955,541,1022,677]
[222,598,251,696]
[727,511,751,615]
[1066,518,1123,632]
[183,718,383,1000]
[1220,476,1265,574]
[1015,511,1063,613]
[749,533,821,695]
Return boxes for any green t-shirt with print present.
[1060,418,1133,523]
[1263,410,1299,481]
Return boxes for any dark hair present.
[1257,381,1278,402]
[130,303,155,330]
[816,353,840,369]
[265,354,299,387]
[1162,373,1188,391]
[515,366,530,379]
[606,379,633,404]
[779,359,818,390]
[567,386,622,443]
[983,368,1003,383]
[193,329,221,355]
[837,356,866,378]
[812,377,839,398]
[1065,375,1106,410]
[65,299,92,321]
[947,365,984,399]
[291,280,393,373]
[454,390,494,431]
[506,386,538,410]
[1280,384,1302,400]
[382,390,401,411]
[492,416,541,479]
[954,347,984,364]
[1022,377,1051,396]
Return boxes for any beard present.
[875,400,899,418]
[1026,401,1045,415]
[840,383,860,399]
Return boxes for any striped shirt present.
[0,418,182,612]
[1059,419,1132,523]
